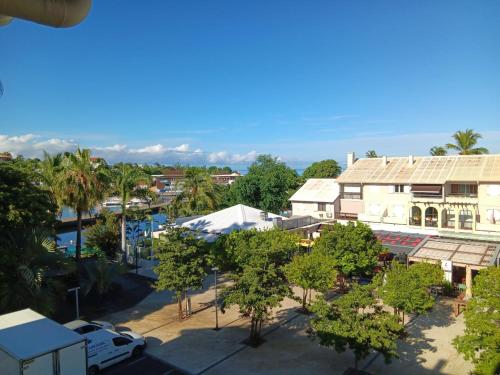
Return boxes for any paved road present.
[102,354,186,375]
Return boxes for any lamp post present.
[212,266,219,331]
[67,287,80,319]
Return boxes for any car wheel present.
[88,365,99,375]
[132,345,143,357]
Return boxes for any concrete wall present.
[291,201,335,219]
[476,183,500,232]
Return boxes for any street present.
[102,353,186,375]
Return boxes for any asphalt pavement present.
[101,353,186,375]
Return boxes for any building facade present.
[289,178,340,219]
[336,153,500,239]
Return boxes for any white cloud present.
[0,133,259,165]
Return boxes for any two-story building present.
[289,178,340,219]
[336,153,500,239]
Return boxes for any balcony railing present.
[337,212,358,220]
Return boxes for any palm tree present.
[40,152,65,217]
[60,148,107,263]
[109,164,147,258]
[446,129,489,155]
[430,146,447,156]
[365,150,378,158]
[0,229,74,315]
[172,167,219,216]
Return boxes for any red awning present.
[411,185,442,194]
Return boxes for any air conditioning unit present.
[319,213,324,218]
[326,212,333,218]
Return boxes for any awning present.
[411,185,442,194]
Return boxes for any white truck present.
[0,309,87,375]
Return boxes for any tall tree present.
[109,163,147,258]
[219,229,299,344]
[377,261,443,324]
[230,154,299,213]
[430,146,447,156]
[311,283,404,369]
[365,150,378,158]
[0,229,74,315]
[446,129,489,155]
[60,148,107,263]
[302,160,342,179]
[284,251,337,310]
[85,209,120,259]
[39,151,65,217]
[154,228,208,320]
[172,167,219,216]
[314,222,383,278]
[453,267,500,375]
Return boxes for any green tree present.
[314,222,383,278]
[154,228,208,320]
[284,251,337,310]
[446,129,489,155]
[219,229,299,344]
[0,229,74,315]
[311,283,404,369]
[230,154,299,213]
[85,209,120,258]
[302,160,342,179]
[0,163,56,234]
[430,146,447,156]
[39,152,65,217]
[214,228,299,272]
[377,261,443,324]
[453,267,500,375]
[109,163,147,257]
[365,150,378,158]
[172,167,219,216]
[59,148,107,263]
[80,257,125,298]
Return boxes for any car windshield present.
[121,333,133,340]
[90,321,102,327]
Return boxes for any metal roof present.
[0,309,84,360]
[408,237,500,267]
[289,178,340,203]
[336,154,500,184]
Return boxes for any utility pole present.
[212,267,219,330]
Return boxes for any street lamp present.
[212,266,220,331]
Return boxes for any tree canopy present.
[446,129,489,155]
[302,159,342,179]
[229,155,299,213]
[365,150,378,158]
[311,283,404,369]
[284,251,337,310]
[85,209,120,258]
[154,228,209,319]
[220,229,297,344]
[376,261,443,324]
[313,222,383,277]
[453,267,500,375]
[430,146,447,156]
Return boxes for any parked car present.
[87,329,146,374]
[64,320,115,336]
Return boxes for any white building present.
[180,204,285,242]
[289,178,340,219]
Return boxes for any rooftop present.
[181,204,284,242]
[289,178,340,203]
[337,154,500,184]
[0,309,84,360]
[409,237,500,267]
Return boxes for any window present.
[442,209,455,228]
[459,210,473,230]
[450,184,478,197]
[112,337,132,347]
[75,325,101,334]
[394,184,405,193]
[317,203,327,212]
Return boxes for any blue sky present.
[1,0,499,168]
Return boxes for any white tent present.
[181,204,285,242]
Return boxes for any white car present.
[87,329,146,374]
[64,319,115,336]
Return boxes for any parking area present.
[102,353,186,375]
